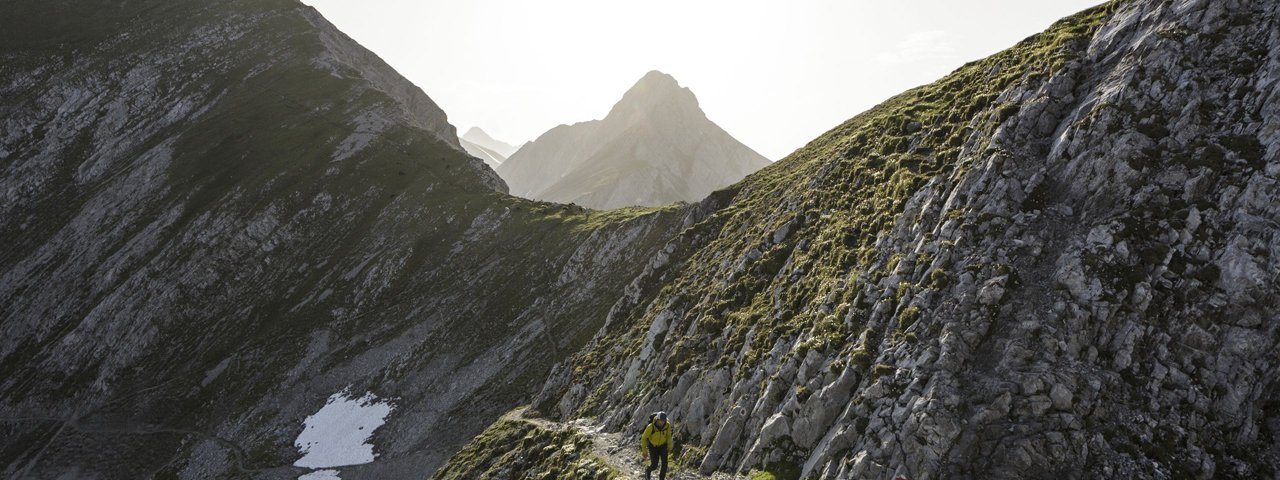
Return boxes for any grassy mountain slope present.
[449,0,1279,478]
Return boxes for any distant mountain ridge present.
[497,71,771,209]
[462,127,520,158]
[460,127,519,168]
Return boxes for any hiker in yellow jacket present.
[641,411,672,480]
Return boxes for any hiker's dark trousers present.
[646,444,668,480]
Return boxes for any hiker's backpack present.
[644,412,668,433]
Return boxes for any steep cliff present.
[509,0,1280,478]
[0,0,688,477]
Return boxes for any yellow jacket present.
[642,420,673,449]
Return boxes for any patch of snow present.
[298,469,342,480]
[294,390,394,468]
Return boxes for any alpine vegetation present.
[470,0,1280,478]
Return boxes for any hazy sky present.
[302,0,1103,160]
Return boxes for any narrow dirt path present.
[512,408,743,480]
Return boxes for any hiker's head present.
[656,411,667,426]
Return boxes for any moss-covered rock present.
[434,411,617,480]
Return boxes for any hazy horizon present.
[302,0,1104,159]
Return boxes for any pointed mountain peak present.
[622,70,688,99]
[634,70,680,88]
[499,69,768,209]
[609,70,701,121]
[463,127,495,143]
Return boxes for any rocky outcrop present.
[302,5,463,151]
[497,71,771,209]
[433,409,619,480]
[528,0,1280,478]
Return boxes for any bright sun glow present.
[301,0,1104,159]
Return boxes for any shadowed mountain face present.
[0,0,690,477]
[497,71,771,210]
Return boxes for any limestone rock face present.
[497,71,771,209]
[305,6,463,152]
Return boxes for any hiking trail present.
[510,408,747,480]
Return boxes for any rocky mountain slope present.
[4,0,1278,479]
[497,71,771,209]
[0,0,691,477]
[460,127,519,169]
[449,0,1280,478]
[434,407,748,480]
